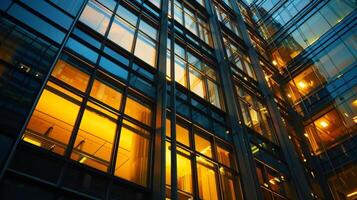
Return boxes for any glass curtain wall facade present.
[0,0,355,200]
[249,0,356,199]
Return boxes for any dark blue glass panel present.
[21,0,73,29]
[99,56,128,81]
[66,38,99,63]
[8,4,65,43]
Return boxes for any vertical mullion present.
[169,0,178,199]
[152,0,169,199]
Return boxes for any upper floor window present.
[80,0,159,68]
[167,40,224,109]
[169,0,213,46]
[236,86,276,142]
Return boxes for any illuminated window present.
[51,59,89,92]
[197,158,219,200]
[115,120,150,186]
[24,82,82,155]
[90,79,122,109]
[124,96,152,126]
[71,102,117,172]
[166,119,190,146]
[220,168,239,200]
[194,134,212,158]
[166,143,194,198]
[216,145,232,167]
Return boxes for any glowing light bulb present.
[320,121,328,128]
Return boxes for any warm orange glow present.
[115,121,149,186]
[319,121,329,128]
[298,81,307,89]
[353,99,357,107]
[23,137,42,147]
[347,190,357,197]
[272,60,277,66]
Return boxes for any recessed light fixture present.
[272,60,277,66]
[320,121,328,128]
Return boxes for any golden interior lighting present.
[347,190,357,198]
[319,121,329,128]
[23,137,42,147]
[352,99,357,107]
[297,81,307,89]
[272,60,277,66]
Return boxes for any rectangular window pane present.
[194,134,212,158]
[207,80,221,108]
[175,56,187,87]
[189,68,205,98]
[197,159,219,200]
[24,82,81,155]
[124,96,152,126]
[134,33,157,67]
[51,59,89,92]
[115,120,150,186]
[108,16,135,51]
[71,102,117,172]
[90,79,122,109]
[80,0,111,35]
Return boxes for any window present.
[165,117,242,200]
[23,53,153,186]
[197,158,219,200]
[90,80,122,109]
[108,16,136,51]
[124,96,152,126]
[51,59,90,92]
[223,35,257,80]
[169,0,213,46]
[115,120,150,186]
[24,82,82,155]
[195,134,212,158]
[71,102,117,171]
[271,0,354,68]
[134,21,158,67]
[255,160,292,199]
[80,0,111,35]
[167,40,224,109]
[236,86,276,142]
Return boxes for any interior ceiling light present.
[272,60,277,66]
[347,190,357,197]
[320,121,329,128]
[298,81,307,89]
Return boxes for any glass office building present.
[0,0,355,199]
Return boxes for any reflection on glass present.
[175,56,187,87]
[134,33,157,67]
[71,102,117,172]
[24,82,81,155]
[80,0,111,35]
[189,68,205,98]
[305,106,355,153]
[115,120,150,186]
[108,16,135,51]
[51,59,89,92]
[207,80,221,109]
